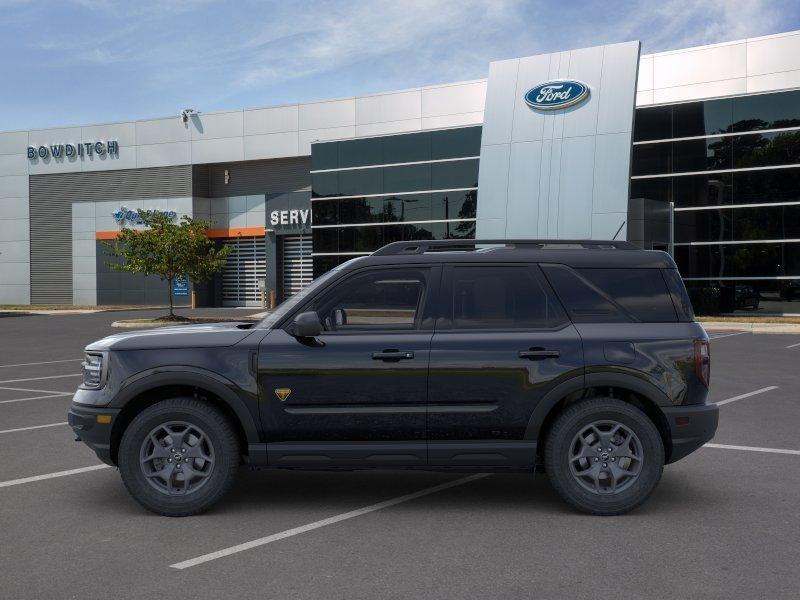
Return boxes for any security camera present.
[180,108,196,123]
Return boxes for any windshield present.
[256,263,347,329]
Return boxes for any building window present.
[311,126,481,276]
[631,89,800,313]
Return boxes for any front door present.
[427,264,584,467]
[258,265,439,467]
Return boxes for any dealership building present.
[2,29,800,312]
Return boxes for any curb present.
[701,321,800,334]
[111,321,178,329]
[111,318,260,329]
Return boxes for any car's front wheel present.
[118,398,240,516]
[544,398,664,515]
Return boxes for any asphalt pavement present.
[0,310,798,599]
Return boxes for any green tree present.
[105,211,230,319]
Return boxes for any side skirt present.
[246,440,537,469]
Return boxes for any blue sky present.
[2,0,800,131]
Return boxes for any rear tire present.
[118,397,240,516]
[544,397,664,516]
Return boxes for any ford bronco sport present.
[69,239,718,516]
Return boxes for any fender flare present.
[110,367,261,444]
[524,371,670,440]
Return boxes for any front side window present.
[446,266,567,330]
[309,268,430,332]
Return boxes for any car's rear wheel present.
[544,398,664,515]
[118,398,240,516]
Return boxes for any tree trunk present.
[168,278,174,317]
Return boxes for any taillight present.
[694,339,710,388]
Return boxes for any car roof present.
[340,240,677,270]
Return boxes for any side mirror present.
[290,311,322,338]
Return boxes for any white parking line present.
[708,331,748,340]
[0,374,82,385]
[705,443,800,456]
[0,464,110,489]
[170,473,491,570]
[0,393,72,405]
[0,385,74,394]
[0,422,67,435]
[0,358,82,369]
[715,386,778,406]
[786,342,800,349]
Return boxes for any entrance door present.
[220,236,266,307]
[427,264,584,467]
[258,265,440,467]
[281,234,312,299]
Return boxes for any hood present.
[86,322,257,352]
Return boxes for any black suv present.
[69,240,718,516]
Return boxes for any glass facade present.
[631,89,800,314]
[311,126,481,275]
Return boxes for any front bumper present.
[662,403,719,464]
[67,402,121,466]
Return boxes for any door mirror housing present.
[290,311,322,338]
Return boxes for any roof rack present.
[371,239,639,256]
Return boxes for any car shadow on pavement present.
[73,463,724,520]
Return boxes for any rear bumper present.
[67,402,120,466]
[662,403,719,464]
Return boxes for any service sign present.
[269,209,311,229]
[524,80,589,111]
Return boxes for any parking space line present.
[0,385,74,394]
[0,393,72,405]
[0,358,82,369]
[0,374,82,385]
[0,422,67,435]
[0,464,111,489]
[705,443,800,456]
[170,473,491,570]
[786,342,800,349]
[715,386,778,406]
[708,331,748,340]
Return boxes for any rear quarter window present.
[541,265,678,323]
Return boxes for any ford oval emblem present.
[524,80,589,110]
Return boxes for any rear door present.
[427,264,584,467]
[258,265,439,467]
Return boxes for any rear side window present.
[541,265,678,323]
[446,265,567,329]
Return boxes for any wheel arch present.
[527,372,673,463]
[108,369,260,465]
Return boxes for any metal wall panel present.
[29,165,191,304]
[478,41,640,241]
[207,157,310,197]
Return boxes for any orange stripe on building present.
[206,227,267,238]
[95,226,267,241]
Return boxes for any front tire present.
[544,398,664,516]
[118,398,240,516]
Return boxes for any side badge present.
[274,388,291,402]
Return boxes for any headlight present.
[81,352,106,389]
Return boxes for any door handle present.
[372,349,415,361]
[519,348,560,360]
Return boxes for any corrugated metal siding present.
[192,165,211,197]
[29,166,192,304]
[208,157,311,197]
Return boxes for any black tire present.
[544,397,664,516]
[118,397,240,516]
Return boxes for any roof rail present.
[371,239,639,256]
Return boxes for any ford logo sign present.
[524,80,589,110]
